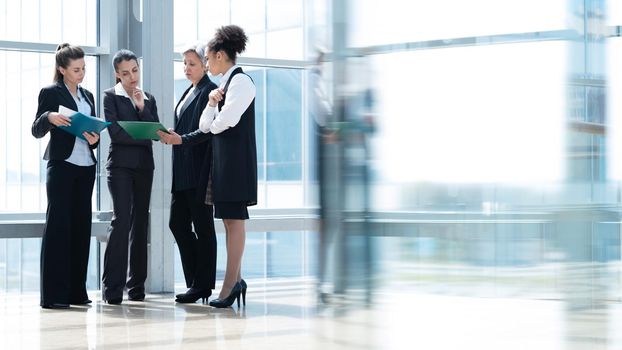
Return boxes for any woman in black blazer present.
[101,49,160,304]
[32,43,101,309]
[158,43,218,303]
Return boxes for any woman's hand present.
[82,131,100,145]
[157,128,182,145]
[48,112,72,127]
[208,88,224,107]
[132,87,145,111]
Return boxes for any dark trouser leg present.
[69,165,96,302]
[169,191,196,288]
[127,169,153,297]
[40,161,74,306]
[187,190,216,289]
[102,167,133,300]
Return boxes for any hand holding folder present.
[57,106,111,140]
[117,121,170,140]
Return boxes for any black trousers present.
[102,167,153,300]
[169,189,216,289]
[40,160,95,306]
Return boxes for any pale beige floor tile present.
[2,280,622,349]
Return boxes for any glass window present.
[0,51,97,212]
[267,231,305,277]
[349,0,567,47]
[0,0,97,46]
[246,68,266,182]
[231,0,266,34]
[267,28,304,60]
[608,0,622,25]
[371,41,567,186]
[175,0,304,59]
[607,38,622,179]
[266,68,302,181]
[0,237,100,293]
[197,0,230,40]
[174,0,199,52]
[267,0,303,30]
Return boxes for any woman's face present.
[205,50,225,76]
[59,58,86,85]
[115,59,140,91]
[183,51,205,85]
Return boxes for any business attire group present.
[33,25,256,309]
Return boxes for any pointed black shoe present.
[209,282,242,308]
[42,303,70,309]
[70,299,92,305]
[175,288,212,303]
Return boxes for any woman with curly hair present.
[199,25,257,308]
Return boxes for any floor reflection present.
[0,278,621,349]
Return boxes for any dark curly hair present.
[207,25,248,63]
[53,43,85,82]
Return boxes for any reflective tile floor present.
[1,278,622,349]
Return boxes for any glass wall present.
[174,0,304,60]
[0,0,97,46]
[0,0,100,293]
[315,0,622,305]
[0,52,98,212]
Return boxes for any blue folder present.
[58,112,111,140]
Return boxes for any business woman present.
[157,43,218,303]
[199,25,257,308]
[101,49,159,304]
[32,43,100,309]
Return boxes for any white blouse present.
[198,65,255,134]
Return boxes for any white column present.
[142,0,175,293]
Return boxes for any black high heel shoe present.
[240,279,247,306]
[175,288,212,303]
[209,282,242,308]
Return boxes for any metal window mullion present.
[18,52,23,211]
[301,69,309,206]
[2,51,7,211]
[0,40,108,55]
[18,238,23,293]
[262,68,268,201]
[3,240,7,292]
[264,231,269,280]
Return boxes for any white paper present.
[58,105,77,117]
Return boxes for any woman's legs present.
[218,219,245,299]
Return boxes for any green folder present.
[117,121,170,140]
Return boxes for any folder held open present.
[117,121,170,140]
[57,106,111,140]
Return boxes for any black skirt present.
[214,201,249,220]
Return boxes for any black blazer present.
[103,87,159,170]
[172,74,218,202]
[32,81,99,162]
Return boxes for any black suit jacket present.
[172,74,218,202]
[32,81,99,162]
[103,87,159,169]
